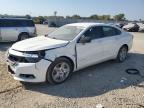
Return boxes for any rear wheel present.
[116,46,128,62]
[46,58,73,84]
[18,33,29,41]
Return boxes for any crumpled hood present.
[11,36,69,51]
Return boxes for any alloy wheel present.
[119,47,128,61]
[52,62,70,83]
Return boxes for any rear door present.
[1,19,19,41]
[101,26,122,59]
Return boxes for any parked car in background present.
[123,23,139,32]
[0,18,36,42]
[48,22,57,27]
[43,20,48,25]
[6,23,133,84]
[109,23,126,29]
[137,23,144,32]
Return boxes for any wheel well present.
[58,56,74,71]
[19,32,29,36]
[18,32,29,40]
[121,44,129,50]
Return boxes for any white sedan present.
[7,23,133,84]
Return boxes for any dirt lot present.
[0,24,144,108]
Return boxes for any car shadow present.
[23,53,144,98]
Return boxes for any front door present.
[76,26,105,69]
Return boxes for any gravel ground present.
[0,25,144,108]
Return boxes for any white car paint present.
[11,36,69,51]
[123,23,135,29]
[137,23,144,31]
[6,23,133,82]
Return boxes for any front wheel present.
[46,58,73,84]
[116,46,128,62]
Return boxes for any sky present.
[0,0,144,20]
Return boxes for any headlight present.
[8,49,46,63]
[38,50,45,58]
[23,52,39,63]
[22,50,45,58]
[23,53,39,58]
[22,51,45,63]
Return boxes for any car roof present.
[66,23,108,28]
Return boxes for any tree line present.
[1,13,143,24]
[31,13,126,24]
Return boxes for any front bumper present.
[7,59,51,82]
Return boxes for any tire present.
[18,33,29,41]
[49,22,56,27]
[116,46,128,62]
[46,57,73,84]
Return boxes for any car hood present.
[11,36,69,51]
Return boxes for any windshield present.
[48,25,83,41]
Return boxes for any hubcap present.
[119,47,127,61]
[52,62,70,82]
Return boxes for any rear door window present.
[102,26,121,37]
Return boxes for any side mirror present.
[79,36,91,43]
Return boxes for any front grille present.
[8,54,40,63]
[8,54,27,62]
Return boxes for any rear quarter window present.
[21,20,35,27]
